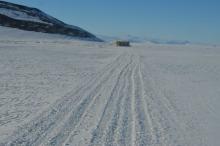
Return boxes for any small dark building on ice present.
[116,41,130,47]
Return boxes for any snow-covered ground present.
[0,27,220,146]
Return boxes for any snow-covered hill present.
[0,0,101,41]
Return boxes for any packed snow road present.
[0,36,220,145]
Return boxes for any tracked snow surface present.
[0,26,220,146]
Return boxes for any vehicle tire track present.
[61,56,133,146]
[62,70,122,146]
[113,56,135,146]
[139,61,169,145]
[130,57,136,146]
[89,55,133,146]
[133,57,153,146]
[44,55,132,146]
[137,60,157,145]
[103,56,133,146]
[139,58,186,145]
[3,54,128,146]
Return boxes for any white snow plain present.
[0,26,220,146]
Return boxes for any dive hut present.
[116,41,130,47]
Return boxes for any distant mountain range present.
[0,0,102,41]
[98,34,191,45]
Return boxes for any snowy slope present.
[0,26,97,41]
[0,27,220,145]
[0,1,101,41]
[0,7,48,24]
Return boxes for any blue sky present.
[5,0,220,44]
